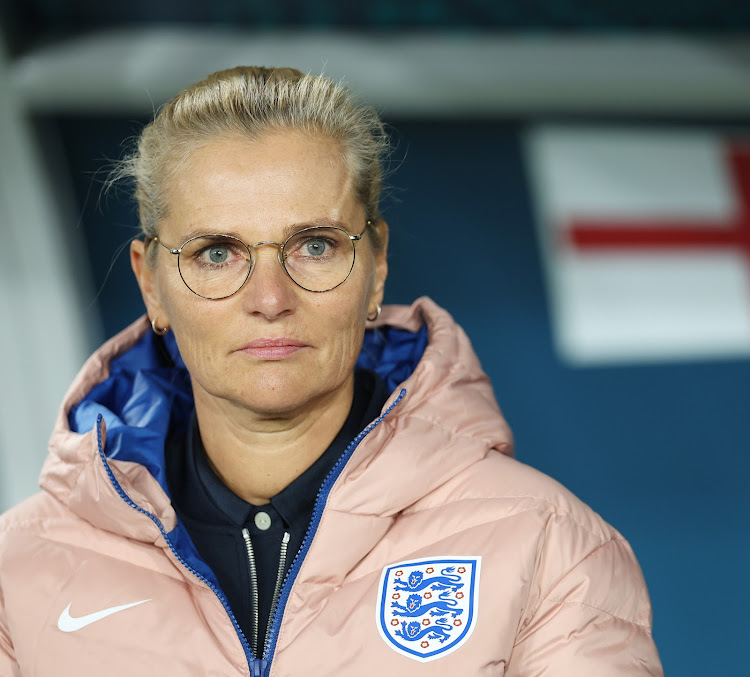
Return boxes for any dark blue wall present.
[50,115,750,675]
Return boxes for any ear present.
[130,239,169,326]
[369,220,389,309]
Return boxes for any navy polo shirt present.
[165,369,388,655]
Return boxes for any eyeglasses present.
[149,222,371,299]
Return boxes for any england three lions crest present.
[376,556,481,662]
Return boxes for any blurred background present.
[1,1,749,673]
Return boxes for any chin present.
[233,373,339,417]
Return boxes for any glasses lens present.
[177,236,251,299]
[282,227,356,292]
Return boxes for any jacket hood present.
[40,297,513,546]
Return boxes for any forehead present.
[162,132,360,240]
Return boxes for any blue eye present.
[208,247,229,263]
[305,240,328,256]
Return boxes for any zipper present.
[241,528,291,658]
[266,531,290,651]
[241,528,261,656]
[93,414,257,673]
[261,389,406,666]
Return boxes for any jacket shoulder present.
[0,491,69,534]
[0,490,104,569]
[482,453,617,536]
[409,452,653,629]
[414,451,618,541]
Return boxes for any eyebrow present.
[178,217,354,244]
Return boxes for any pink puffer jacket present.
[0,297,662,676]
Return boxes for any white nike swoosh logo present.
[57,599,151,632]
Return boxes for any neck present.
[192,376,355,505]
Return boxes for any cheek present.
[321,276,372,366]
[323,317,366,388]
[153,264,187,317]
[170,316,222,379]
[156,277,225,373]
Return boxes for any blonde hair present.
[116,66,389,250]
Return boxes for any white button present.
[254,511,272,531]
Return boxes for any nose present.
[239,243,298,320]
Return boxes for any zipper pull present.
[250,658,269,676]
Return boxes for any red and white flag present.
[525,126,750,365]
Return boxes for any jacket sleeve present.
[506,537,663,677]
[0,593,21,677]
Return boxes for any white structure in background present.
[4,30,750,508]
[527,127,750,365]
[0,38,94,511]
[10,31,750,117]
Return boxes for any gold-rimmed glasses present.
[149,222,371,299]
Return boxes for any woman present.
[0,67,662,676]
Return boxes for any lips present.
[237,337,309,359]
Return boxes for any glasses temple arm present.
[147,236,181,255]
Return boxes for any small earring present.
[151,317,169,335]
[367,303,382,322]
